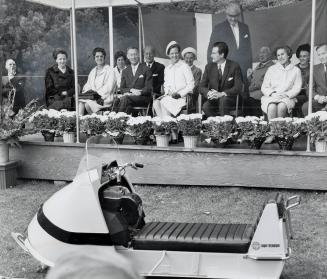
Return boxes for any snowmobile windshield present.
[75,135,121,180]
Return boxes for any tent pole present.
[71,0,80,143]
[138,5,143,61]
[108,6,114,67]
[306,0,316,152]
[69,9,74,69]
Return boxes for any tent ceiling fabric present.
[26,0,194,9]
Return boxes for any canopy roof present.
[26,0,193,9]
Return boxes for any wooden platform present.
[11,135,327,191]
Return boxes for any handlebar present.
[102,162,144,182]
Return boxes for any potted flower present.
[58,111,76,143]
[126,116,152,145]
[269,117,306,150]
[80,114,107,137]
[202,115,235,147]
[305,111,327,152]
[0,99,38,163]
[151,116,177,147]
[235,116,269,149]
[29,109,60,141]
[104,112,130,144]
[176,113,202,148]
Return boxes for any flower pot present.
[183,136,198,149]
[41,130,55,142]
[133,136,149,145]
[248,137,266,150]
[111,133,125,144]
[63,132,75,143]
[315,140,327,153]
[155,135,170,147]
[276,137,294,151]
[0,141,9,163]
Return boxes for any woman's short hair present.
[274,45,293,59]
[213,42,229,58]
[92,47,106,58]
[296,44,311,58]
[114,50,127,66]
[52,49,68,60]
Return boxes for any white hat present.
[182,47,197,59]
[166,41,180,56]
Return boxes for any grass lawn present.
[0,180,326,278]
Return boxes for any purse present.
[79,90,102,101]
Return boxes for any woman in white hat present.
[153,41,194,118]
[182,47,202,112]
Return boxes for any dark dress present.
[45,64,75,110]
[293,63,309,117]
[2,75,26,114]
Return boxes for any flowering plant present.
[151,116,177,135]
[305,111,327,142]
[269,117,306,139]
[176,113,202,136]
[202,115,235,143]
[80,114,107,136]
[126,116,152,144]
[104,112,129,137]
[29,109,60,132]
[236,116,269,142]
[0,99,39,145]
[57,111,76,133]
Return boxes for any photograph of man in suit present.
[200,41,243,117]
[115,46,153,114]
[143,45,165,98]
[207,1,252,87]
[302,44,327,115]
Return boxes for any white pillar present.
[108,6,114,67]
[71,0,80,143]
[69,9,74,69]
[306,0,316,152]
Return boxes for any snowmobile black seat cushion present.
[133,222,254,253]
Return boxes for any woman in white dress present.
[261,46,302,120]
[153,41,194,118]
[79,48,116,115]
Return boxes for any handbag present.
[79,90,102,101]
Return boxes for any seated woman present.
[261,46,302,120]
[45,49,75,111]
[1,59,25,116]
[182,47,202,112]
[79,47,116,115]
[113,50,128,93]
[293,44,310,117]
[153,41,194,118]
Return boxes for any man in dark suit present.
[144,45,164,97]
[200,41,243,117]
[302,44,327,115]
[116,47,153,114]
[207,1,252,86]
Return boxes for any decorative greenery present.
[0,99,39,146]
[269,117,306,139]
[57,111,76,133]
[305,111,327,143]
[236,116,270,142]
[202,115,235,144]
[126,116,153,144]
[151,116,177,135]
[104,112,130,137]
[29,109,60,132]
[80,114,107,136]
[176,113,202,137]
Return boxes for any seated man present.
[114,46,152,114]
[246,46,274,116]
[302,44,327,115]
[200,41,243,117]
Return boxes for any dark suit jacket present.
[207,20,252,80]
[2,75,26,113]
[149,61,164,95]
[45,64,75,106]
[313,64,327,97]
[120,63,153,97]
[200,59,243,99]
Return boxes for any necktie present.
[147,63,151,68]
[218,64,223,91]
